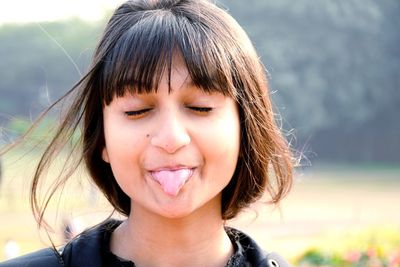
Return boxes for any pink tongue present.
[152,169,192,196]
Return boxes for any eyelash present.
[124,106,213,117]
[125,109,151,117]
[188,106,213,113]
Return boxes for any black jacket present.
[0,220,292,267]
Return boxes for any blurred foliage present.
[296,226,400,266]
[3,116,81,148]
[0,19,102,118]
[224,0,400,164]
[4,116,57,144]
[0,1,399,163]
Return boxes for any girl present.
[1,0,293,266]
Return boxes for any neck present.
[110,201,234,267]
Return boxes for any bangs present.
[99,9,237,105]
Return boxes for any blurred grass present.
[0,148,114,260]
[295,226,400,266]
[229,164,400,262]
[1,149,400,262]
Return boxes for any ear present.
[102,147,110,163]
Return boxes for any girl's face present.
[102,57,240,219]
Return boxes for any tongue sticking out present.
[152,169,193,196]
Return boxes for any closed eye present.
[125,108,152,117]
[188,107,213,113]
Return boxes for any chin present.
[155,196,220,220]
[156,203,198,219]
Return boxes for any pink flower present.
[367,248,378,258]
[345,251,362,263]
[389,250,400,267]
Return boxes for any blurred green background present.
[0,0,399,266]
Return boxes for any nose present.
[150,112,191,154]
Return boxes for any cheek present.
[103,122,148,175]
[102,127,147,197]
[218,108,241,157]
[214,125,240,160]
[200,112,241,178]
[104,119,145,152]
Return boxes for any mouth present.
[150,167,195,196]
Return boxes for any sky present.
[0,0,126,24]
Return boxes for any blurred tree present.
[221,0,400,163]
[0,19,102,121]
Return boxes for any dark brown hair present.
[18,0,293,225]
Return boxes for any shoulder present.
[61,219,122,266]
[0,219,122,267]
[226,227,292,267]
[0,248,62,267]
